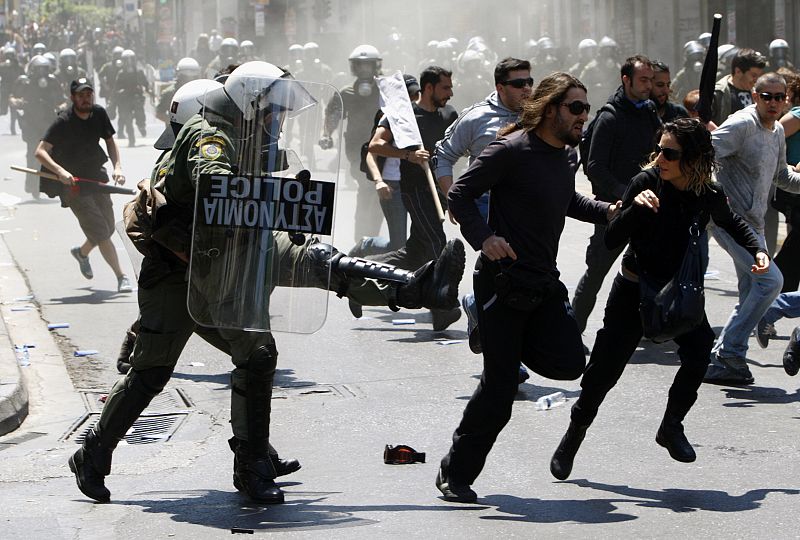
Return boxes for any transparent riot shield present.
[188,72,342,334]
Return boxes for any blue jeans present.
[762,291,800,325]
[354,180,408,256]
[710,226,783,359]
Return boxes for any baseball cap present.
[70,77,94,94]
[403,74,420,94]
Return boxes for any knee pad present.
[128,365,174,398]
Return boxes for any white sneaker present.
[117,274,133,293]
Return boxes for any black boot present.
[655,416,696,463]
[230,438,301,478]
[397,239,465,310]
[269,444,302,477]
[229,438,284,504]
[68,428,113,503]
[550,421,588,480]
[435,463,477,503]
[783,327,800,376]
[116,328,136,374]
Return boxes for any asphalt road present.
[0,102,798,539]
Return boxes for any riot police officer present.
[320,44,384,242]
[239,40,258,62]
[672,40,706,103]
[9,55,63,198]
[155,57,201,124]
[56,48,88,98]
[205,37,239,78]
[581,36,622,116]
[98,46,124,116]
[0,46,23,134]
[769,38,793,70]
[68,61,465,505]
[569,39,597,77]
[113,49,150,146]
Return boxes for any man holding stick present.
[355,66,460,331]
[35,77,133,292]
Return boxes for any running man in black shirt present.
[436,72,619,503]
[35,77,132,292]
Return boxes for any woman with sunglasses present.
[550,117,768,479]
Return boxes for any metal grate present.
[62,388,193,445]
[272,383,358,399]
[63,411,189,445]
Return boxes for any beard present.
[554,110,582,146]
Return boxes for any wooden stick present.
[421,160,445,223]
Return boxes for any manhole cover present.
[62,388,193,445]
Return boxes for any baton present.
[421,160,445,223]
[696,13,722,124]
[10,165,136,195]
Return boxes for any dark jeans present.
[571,223,625,333]
[370,187,445,271]
[442,259,586,485]
[570,274,715,427]
[774,206,800,292]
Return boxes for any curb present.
[0,312,27,436]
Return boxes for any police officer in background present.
[155,57,201,124]
[56,48,87,99]
[69,61,466,505]
[98,46,124,116]
[10,55,64,198]
[671,40,705,103]
[113,49,150,145]
[320,44,384,242]
[0,46,23,135]
[205,37,239,78]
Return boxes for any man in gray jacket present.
[705,72,800,385]
[434,57,532,378]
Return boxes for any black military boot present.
[229,438,301,478]
[550,421,589,480]
[783,327,800,376]
[655,414,696,463]
[229,438,284,504]
[68,428,113,503]
[396,239,466,310]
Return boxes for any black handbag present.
[638,217,705,343]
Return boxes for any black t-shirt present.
[379,102,457,190]
[42,104,115,181]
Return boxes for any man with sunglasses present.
[572,55,661,338]
[434,58,533,369]
[704,72,800,385]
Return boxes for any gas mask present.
[356,80,374,97]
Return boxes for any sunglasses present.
[500,77,534,89]
[655,144,682,161]
[758,92,786,102]
[560,101,591,115]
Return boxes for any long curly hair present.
[644,117,717,195]
[498,72,587,137]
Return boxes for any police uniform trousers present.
[442,259,586,485]
[570,274,715,428]
[97,234,397,447]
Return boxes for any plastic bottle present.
[535,391,566,411]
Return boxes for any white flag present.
[375,71,422,149]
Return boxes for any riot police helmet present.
[28,54,51,78]
[31,43,46,57]
[684,40,706,63]
[121,49,136,70]
[348,44,381,78]
[219,37,239,64]
[43,52,57,71]
[2,47,16,62]
[698,32,712,49]
[240,40,255,59]
[111,46,124,61]
[155,78,223,150]
[770,38,789,54]
[59,48,77,69]
[578,38,597,62]
[176,57,201,82]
